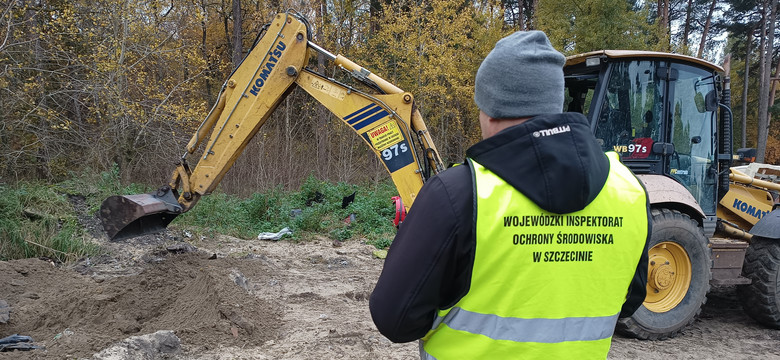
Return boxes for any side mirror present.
[694,90,718,113]
[705,90,718,111]
[652,142,675,156]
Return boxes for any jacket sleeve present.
[619,194,652,318]
[369,168,474,343]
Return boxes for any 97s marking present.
[613,144,648,153]
[381,143,408,161]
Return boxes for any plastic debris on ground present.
[92,330,181,359]
[0,334,42,352]
[52,328,74,340]
[344,213,356,225]
[257,227,292,241]
[341,192,356,209]
[0,300,10,324]
[166,243,198,254]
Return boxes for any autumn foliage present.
[0,0,777,194]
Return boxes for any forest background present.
[1,0,779,195]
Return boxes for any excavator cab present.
[564,51,724,216]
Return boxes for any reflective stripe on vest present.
[433,307,619,342]
[421,152,648,360]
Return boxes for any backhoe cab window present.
[567,58,719,215]
[669,63,717,214]
[594,60,663,160]
[564,75,597,117]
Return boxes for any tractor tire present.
[737,237,780,328]
[617,208,712,340]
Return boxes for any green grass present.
[1,165,154,262]
[176,175,399,248]
[55,164,152,213]
[1,169,400,262]
[0,182,99,262]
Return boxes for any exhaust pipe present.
[99,186,183,240]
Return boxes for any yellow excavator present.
[99,10,444,240]
[100,10,780,341]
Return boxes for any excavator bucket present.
[750,208,780,240]
[99,187,183,241]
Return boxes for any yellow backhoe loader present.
[564,51,780,339]
[99,10,780,341]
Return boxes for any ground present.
[1,229,779,359]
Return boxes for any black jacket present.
[369,112,651,343]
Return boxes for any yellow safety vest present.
[421,152,647,360]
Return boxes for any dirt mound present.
[2,231,779,359]
[0,251,281,358]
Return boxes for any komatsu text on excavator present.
[99,10,444,240]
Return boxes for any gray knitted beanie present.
[474,31,566,119]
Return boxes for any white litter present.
[257,227,292,241]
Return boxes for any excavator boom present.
[99,11,443,240]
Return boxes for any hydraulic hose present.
[718,63,732,202]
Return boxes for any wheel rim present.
[645,241,692,312]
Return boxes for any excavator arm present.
[99,11,444,240]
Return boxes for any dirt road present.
[1,231,779,359]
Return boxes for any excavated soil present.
[1,228,779,359]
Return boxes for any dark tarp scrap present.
[0,334,42,352]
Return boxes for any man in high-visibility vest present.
[370,30,650,359]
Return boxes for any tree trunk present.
[285,96,292,185]
[223,0,231,57]
[767,58,780,138]
[518,0,525,30]
[656,0,670,49]
[697,0,717,58]
[370,0,382,35]
[682,0,693,48]
[528,0,538,30]
[315,0,330,179]
[663,0,670,36]
[657,0,669,30]
[742,29,753,149]
[232,0,242,69]
[757,0,777,163]
[200,0,214,104]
